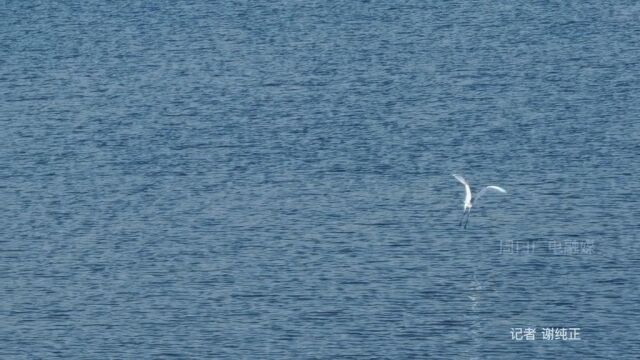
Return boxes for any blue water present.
[2,1,639,358]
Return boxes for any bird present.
[452,174,507,229]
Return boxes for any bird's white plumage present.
[452,174,472,209]
[452,174,507,228]
[452,174,468,186]
[485,185,506,193]
[474,185,507,204]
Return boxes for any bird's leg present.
[459,209,467,226]
[464,209,471,229]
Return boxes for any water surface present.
[1,1,639,358]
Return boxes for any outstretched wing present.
[452,174,468,186]
[473,185,507,204]
[452,174,472,205]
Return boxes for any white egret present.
[452,174,507,229]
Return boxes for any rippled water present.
[2,1,639,359]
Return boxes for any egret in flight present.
[452,174,507,229]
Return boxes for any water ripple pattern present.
[1,1,639,359]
